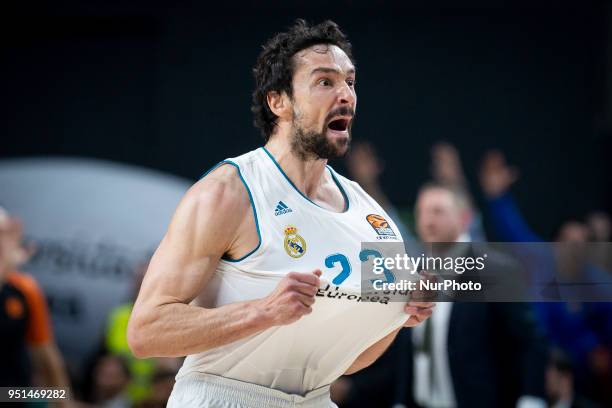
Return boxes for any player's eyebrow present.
[310,67,356,76]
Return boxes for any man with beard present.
[127,20,434,408]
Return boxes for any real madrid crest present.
[284,225,307,258]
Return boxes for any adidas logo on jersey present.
[274,201,293,216]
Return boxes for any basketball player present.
[127,20,434,407]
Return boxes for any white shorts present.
[167,372,338,408]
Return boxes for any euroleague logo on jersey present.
[284,225,307,258]
[366,214,397,240]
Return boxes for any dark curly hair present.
[251,19,354,141]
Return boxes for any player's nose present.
[337,82,356,107]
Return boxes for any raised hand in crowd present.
[431,142,466,187]
[479,150,520,198]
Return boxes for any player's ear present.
[267,91,291,120]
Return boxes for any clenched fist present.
[257,270,322,326]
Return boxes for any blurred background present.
[1,1,611,407]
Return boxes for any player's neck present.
[264,139,329,199]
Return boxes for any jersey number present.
[324,250,395,285]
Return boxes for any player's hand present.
[403,271,435,327]
[258,270,322,326]
[403,301,435,327]
[479,150,519,198]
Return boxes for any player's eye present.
[347,79,356,87]
[318,78,332,87]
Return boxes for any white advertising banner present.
[0,157,191,374]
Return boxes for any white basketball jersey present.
[176,147,408,395]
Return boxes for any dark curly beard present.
[290,108,352,161]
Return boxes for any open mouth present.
[327,118,350,132]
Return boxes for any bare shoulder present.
[188,163,250,213]
[167,163,251,255]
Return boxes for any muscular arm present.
[127,165,264,357]
[127,165,319,358]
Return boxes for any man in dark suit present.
[392,182,548,408]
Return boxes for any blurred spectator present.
[586,212,611,242]
[392,183,547,408]
[586,212,612,272]
[558,222,590,242]
[89,354,131,408]
[479,151,612,406]
[135,369,176,408]
[0,207,73,405]
[479,151,612,297]
[546,349,600,408]
[430,142,487,242]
